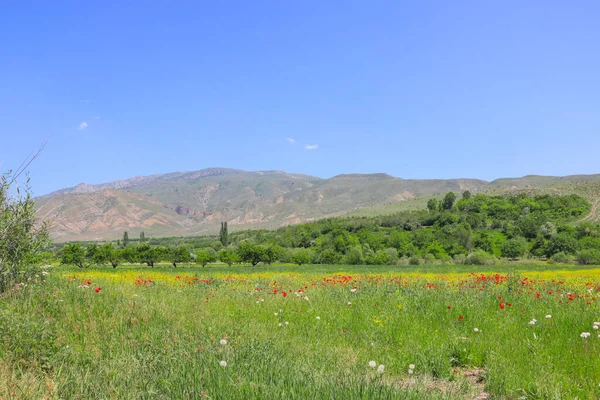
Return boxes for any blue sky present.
[1,1,599,195]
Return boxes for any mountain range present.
[34,168,600,242]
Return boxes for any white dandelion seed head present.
[316,316,321,320]
[219,360,227,367]
[377,365,385,374]
[278,323,282,327]
[219,339,227,345]
[545,315,552,319]
[474,328,479,332]
[409,364,415,370]
[368,361,376,368]
[285,321,289,325]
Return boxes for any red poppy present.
[87,280,92,285]
[499,302,505,309]
[458,315,464,321]
[447,305,452,309]
[282,291,287,298]
[95,287,101,293]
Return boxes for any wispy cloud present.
[305,144,319,150]
[286,137,296,144]
[92,115,100,119]
[78,122,88,130]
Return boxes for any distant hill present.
[35,169,600,241]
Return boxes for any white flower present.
[278,323,282,327]
[473,328,479,333]
[350,288,357,293]
[377,364,385,374]
[219,360,227,367]
[593,325,599,330]
[368,360,376,368]
[219,339,227,345]
[285,321,289,325]
[316,316,321,320]
[529,319,537,325]
[274,313,278,316]
[261,298,265,302]
[347,302,352,306]
[581,332,591,338]
[304,296,309,301]
[409,364,415,370]
[41,271,49,276]
[408,369,414,375]
[545,315,552,319]
[594,322,600,326]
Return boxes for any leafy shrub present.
[551,252,573,264]
[453,254,466,265]
[577,249,600,265]
[465,250,496,266]
[409,255,420,265]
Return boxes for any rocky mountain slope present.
[35,169,600,241]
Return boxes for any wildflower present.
[368,361,376,368]
[219,339,227,345]
[219,360,227,367]
[282,291,287,298]
[447,305,451,309]
[474,328,479,333]
[377,364,385,374]
[499,303,505,310]
[458,316,464,321]
[278,323,282,327]
[529,319,537,325]
[347,302,352,306]
[285,321,289,325]
[41,271,49,276]
[545,315,552,319]
[409,364,415,370]
[304,296,309,301]
[350,288,357,293]
[593,325,599,330]
[408,369,414,375]
[581,332,591,338]
[274,312,278,316]
[95,287,101,293]
[316,316,321,320]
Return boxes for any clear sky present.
[1,1,599,196]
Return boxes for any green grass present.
[2,264,600,399]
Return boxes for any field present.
[2,264,600,399]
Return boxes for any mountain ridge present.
[34,168,600,242]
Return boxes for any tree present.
[442,192,456,210]
[123,231,130,247]
[291,248,311,266]
[462,191,472,200]
[427,198,439,212]
[219,222,229,247]
[236,242,265,266]
[196,248,217,267]
[96,243,121,268]
[500,237,528,260]
[61,243,87,269]
[170,245,191,267]
[219,248,240,266]
[545,234,578,258]
[86,244,99,264]
[140,231,146,243]
[137,244,160,267]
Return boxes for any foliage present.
[0,173,49,292]
[500,237,528,260]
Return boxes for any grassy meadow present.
[2,263,600,399]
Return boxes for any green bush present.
[577,249,600,265]
[551,251,573,264]
[465,250,496,266]
[409,255,420,265]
